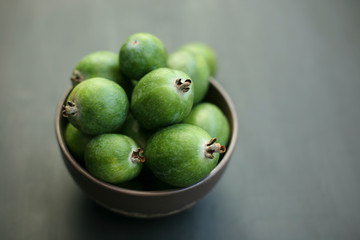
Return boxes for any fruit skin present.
[167,49,210,104]
[85,134,143,184]
[63,77,129,135]
[145,124,222,187]
[64,123,92,161]
[119,33,167,80]
[71,51,132,93]
[181,42,217,76]
[131,68,194,130]
[184,102,230,146]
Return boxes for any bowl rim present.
[55,77,238,197]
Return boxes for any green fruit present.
[118,113,152,149]
[119,33,167,80]
[131,68,194,130]
[64,123,92,161]
[184,102,230,146]
[85,134,145,184]
[167,49,210,104]
[181,42,217,76]
[145,124,226,187]
[70,51,128,88]
[62,78,129,135]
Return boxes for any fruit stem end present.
[205,138,226,159]
[131,148,146,163]
[175,78,192,93]
[71,70,84,84]
[62,101,78,117]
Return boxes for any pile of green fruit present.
[62,33,230,190]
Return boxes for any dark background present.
[1,0,360,239]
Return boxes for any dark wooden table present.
[1,1,359,239]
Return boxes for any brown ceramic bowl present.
[55,77,238,218]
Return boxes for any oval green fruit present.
[184,102,230,146]
[64,123,92,161]
[85,134,145,184]
[131,68,194,130]
[119,33,167,80]
[70,51,130,90]
[181,42,217,76]
[167,49,210,104]
[62,77,129,135]
[145,124,226,187]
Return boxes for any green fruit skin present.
[145,124,219,187]
[131,68,194,130]
[119,33,167,80]
[64,123,92,161]
[85,134,143,184]
[181,42,217,76]
[65,78,129,135]
[183,102,230,146]
[72,51,132,92]
[118,113,152,149]
[167,49,210,104]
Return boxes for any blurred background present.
[1,0,360,239]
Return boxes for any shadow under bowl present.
[55,77,238,218]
